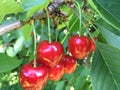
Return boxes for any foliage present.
[0,0,120,90]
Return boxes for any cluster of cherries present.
[19,34,97,90]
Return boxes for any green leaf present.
[65,85,70,90]
[6,46,16,57]
[0,54,22,73]
[22,0,50,19]
[55,81,65,90]
[74,68,91,90]
[80,68,90,77]
[91,42,120,90]
[13,33,24,53]
[75,75,87,90]
[96,19,120,36]
[6,32,24,57]
[98,20,120,49]
[0,73,4,82]
[22,0,46,11]
[74,65,86,75]
[88,0,120,33]
[0,0,23,22]
[21,24,32,41]
[69,14,79,32]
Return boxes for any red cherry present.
[90,37,98,52]
[19,64,48,90]
[90,40,95,52]
[61,55,77,74]
[68,35,91,59]
[94,37,98,42]
[37,40,64,67]
[49,63,64,81]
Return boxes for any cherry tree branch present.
[0,0,69,36]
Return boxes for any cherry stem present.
[55,19,59,42]
[40,22,44,41]
[82,13,99,43]
[32,21,37,68]
[55,29,58,42]
[46,8,51,43]
[61,2,82,44]
[61,31,69,44]
[61,18,78,44]
[75,1,82,36]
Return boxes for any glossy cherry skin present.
[19,64,48,90]
[37,40,64,67]
[61,55,77,74]
[68,35,91,59]
[48,63,64,81]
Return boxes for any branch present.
[0,0,68,36]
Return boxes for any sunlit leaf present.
[69,14,79,32]
[0,0,23,22]
[0,54,22,73]
[21,24,32,41]
[22,0,50,19]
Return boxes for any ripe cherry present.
[37,40,64,67]
[48,62,64,81]
[90,40,95,52]
[61,55,77,74]
[68,35,91,59]
[19,64,48,90]
[90,37,98,52]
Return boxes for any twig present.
[82,0,88,10]
[0,0,68,36]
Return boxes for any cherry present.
[90,40,95,52]
[90,37,98,52]
[19,64,48,90]
[68,35,91,59]
[37,40,64,67]
[48,62,64,81]
[61,55,77,74]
